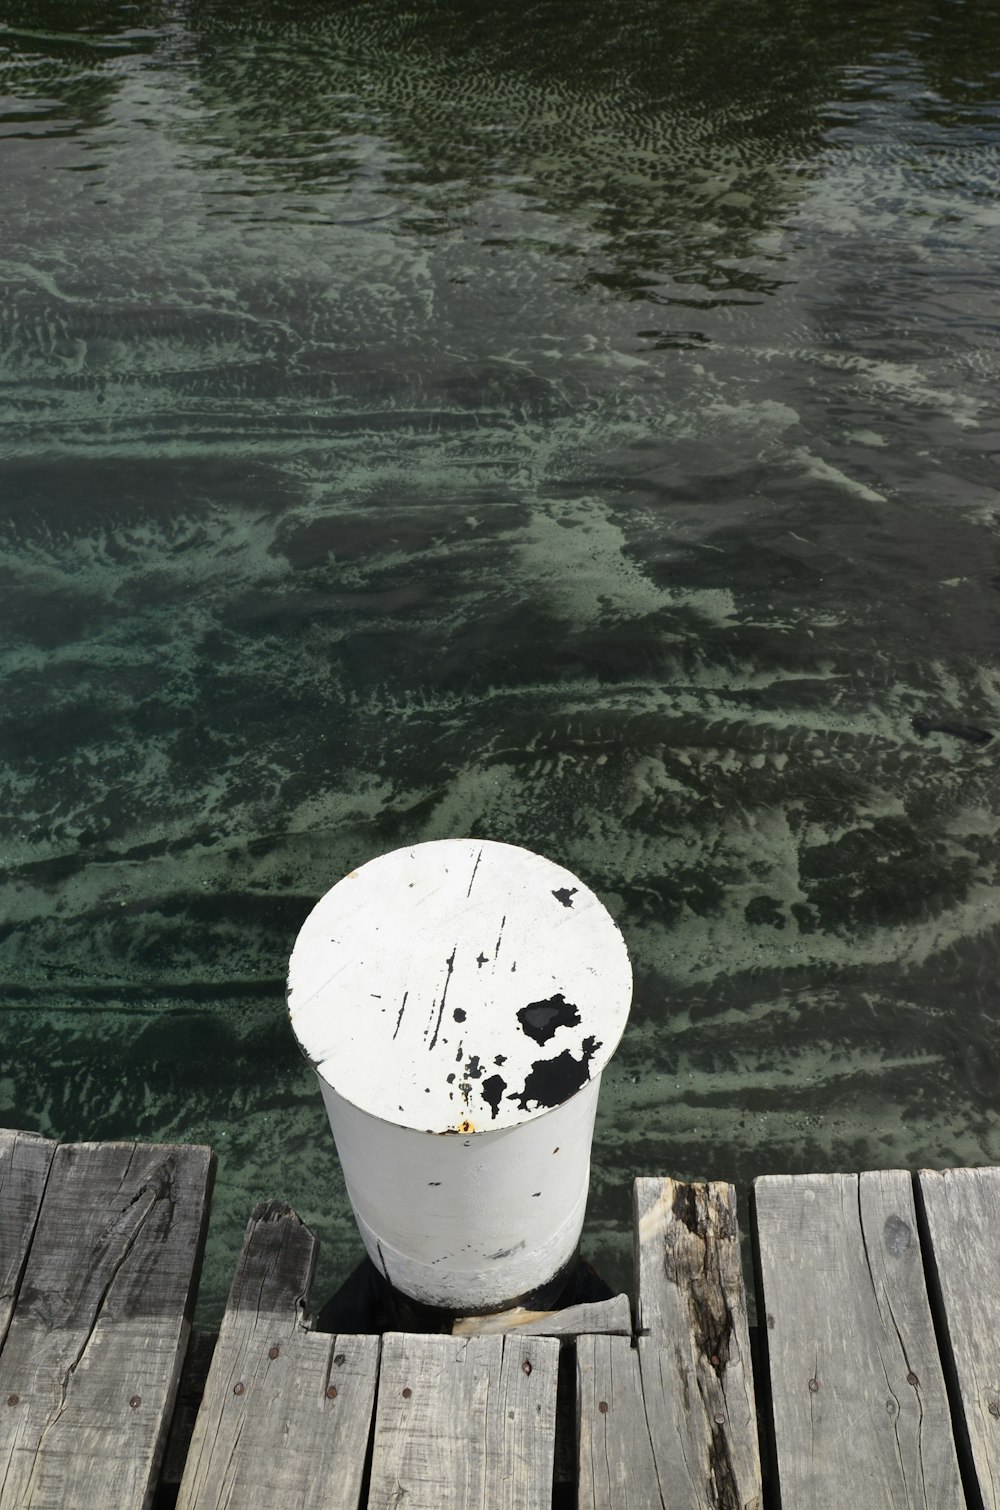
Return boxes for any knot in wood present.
[522,1359,532,1376]
[990,1401,1000,1419]
[334,1353,346,1366]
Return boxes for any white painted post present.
[287,838,632,1314]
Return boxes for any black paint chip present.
[517,993,581,1045]
[508,1036,602,1111]
[552,887,578,908]
[481,1074,507,1119]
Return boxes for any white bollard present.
[286,838,632,1314]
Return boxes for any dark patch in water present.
[912,716,993,744]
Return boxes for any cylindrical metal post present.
[287,838,632,1313]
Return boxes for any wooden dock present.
[2,1126,999,1508]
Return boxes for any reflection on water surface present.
[3,0,1000,1322]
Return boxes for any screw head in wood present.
[129,1396,141,1409]
[268,1346,279,1360]
[598,1401,608,1414]
[808,1378,819,1392]
[7,1394,19,1407]
[402,1387,412,1399]
[326,1386,338,1400]
[233,1382,245,1396]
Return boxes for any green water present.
[3,0,1000,1324]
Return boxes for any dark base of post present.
[315,1247,613,1335]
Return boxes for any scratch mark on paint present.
[486,1240,526,1260]
[494,915,506,958]
[428,946,457,1051]
[476,953,488,968]
[392,991,408,1042]
[467,846,485,897]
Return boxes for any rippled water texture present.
[3,0,1000,1323]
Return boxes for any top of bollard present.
[287,839,632,1134]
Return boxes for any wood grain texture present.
[0,1130,56,1345]
[0,1138,215,1510]
[633,1177,761,1510]
[918,1166,1000,1510]
[754,1171,965,1510]
[368,1330,558,1510]
[489,1334,560,1510]
[453,1295,632,1338]
[176,1202,379,1510]
[577,1333,663,1509]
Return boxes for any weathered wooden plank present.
[754,1171,965,1510]
[453,1295,632,1338]
[368,1330,558,1510]
[0,1139,215,1510]
[488,1334,559,1510]
[0,1130,57,1345]
[577,1333,663,1509]
[633,1177,762,1510]
[177,1202,379,1510]
[917,1166,1000,1509]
